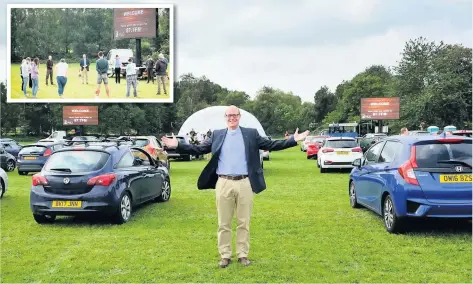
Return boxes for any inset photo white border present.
[7,3,174,103]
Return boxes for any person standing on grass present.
[56,58,68,98]
[160,105,310,268]
[114,55,121,84]
[46,55,54,86]
[21,58,31,97]
[155,53,168,95]
[146,55,155,84]
[20,59,26,92]
[80,54,90,85]
[30,58,40,98]
[125,57,138,98]
[95,51,110,98]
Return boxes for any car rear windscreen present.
[416,142,472,168]
[44,151,110,172]
[19,145,47,155]
[310,138,324,143]
[326,140,357,148]
[134,139,149,147]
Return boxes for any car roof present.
[326,137,356,140]
[56,144,131,154]
[381,134,472,143]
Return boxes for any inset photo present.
[7,4,173,103]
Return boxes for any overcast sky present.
[0,0,471,102]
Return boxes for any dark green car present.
[359,133,388,152]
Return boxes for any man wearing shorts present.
[95,51,110,98]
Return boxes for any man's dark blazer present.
[175,126,297,194]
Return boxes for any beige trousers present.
[81,69,88,84]
[216,177,253,259]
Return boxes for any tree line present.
[1,37,471,138]
[10,8,170,63]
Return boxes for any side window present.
[131,149,151,166]
[115,151,134,168]
[378,141,402,163]
[364,142,385,164]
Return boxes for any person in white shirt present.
[56,58,68,98]
[125,57,138,98]
[21,58,30,96]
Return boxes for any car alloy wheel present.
[349,182,360,208]
[161,179,170,201]
[384,197,394,230]
[6,160,15,172]
[120,194,131,222]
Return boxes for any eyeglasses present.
[225,114,240,118]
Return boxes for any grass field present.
[9,63,171,101]
[1,146,471,283]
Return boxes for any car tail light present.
[437,138,463,143]
[322,148,334,153]
[264,150,268,152]
[87,173,116,186]
[43,148,52,157]
[32,174,48,186]
[398,146,419,185]
[351,147,362,152]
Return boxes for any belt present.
[218,175,248,180]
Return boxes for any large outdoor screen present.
[63,106,99,126]
[360,97,400,120]
[113,8,157,39]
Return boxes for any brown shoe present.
[218,258,231,268]
[238,257,251,266]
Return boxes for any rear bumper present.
[405,199,472,218]
[30,186,120,216]
[17,163,44,172]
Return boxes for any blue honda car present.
[349,134,472,233]
[30,143,171,224]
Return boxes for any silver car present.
[0,168,9,198]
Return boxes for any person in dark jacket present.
[46,55,54,85]
[161,105,309,268]
[155,53,168,95]
[145,55,155,84]
[80,54,90,84]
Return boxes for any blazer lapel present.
[215,129,227,153]
[240,127,250,161]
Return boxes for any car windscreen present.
[43,151,110,173]
[415,141,472,168]
[134,139,149,147]
[310,138,325,143]
[19,145,47,155]
[326,140,357,148]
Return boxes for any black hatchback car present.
[30,143,171,224]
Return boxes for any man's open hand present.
[161,133,178,148]
[293,128,310,142]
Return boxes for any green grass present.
[10,63,171,101]
[1,146,471,282]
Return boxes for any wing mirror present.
[352,158,362,168]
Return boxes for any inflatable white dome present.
[178,106,267,136]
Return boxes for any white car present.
[317,137,363,173]
[0,168,8,198]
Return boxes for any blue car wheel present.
[383,195,406,234]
